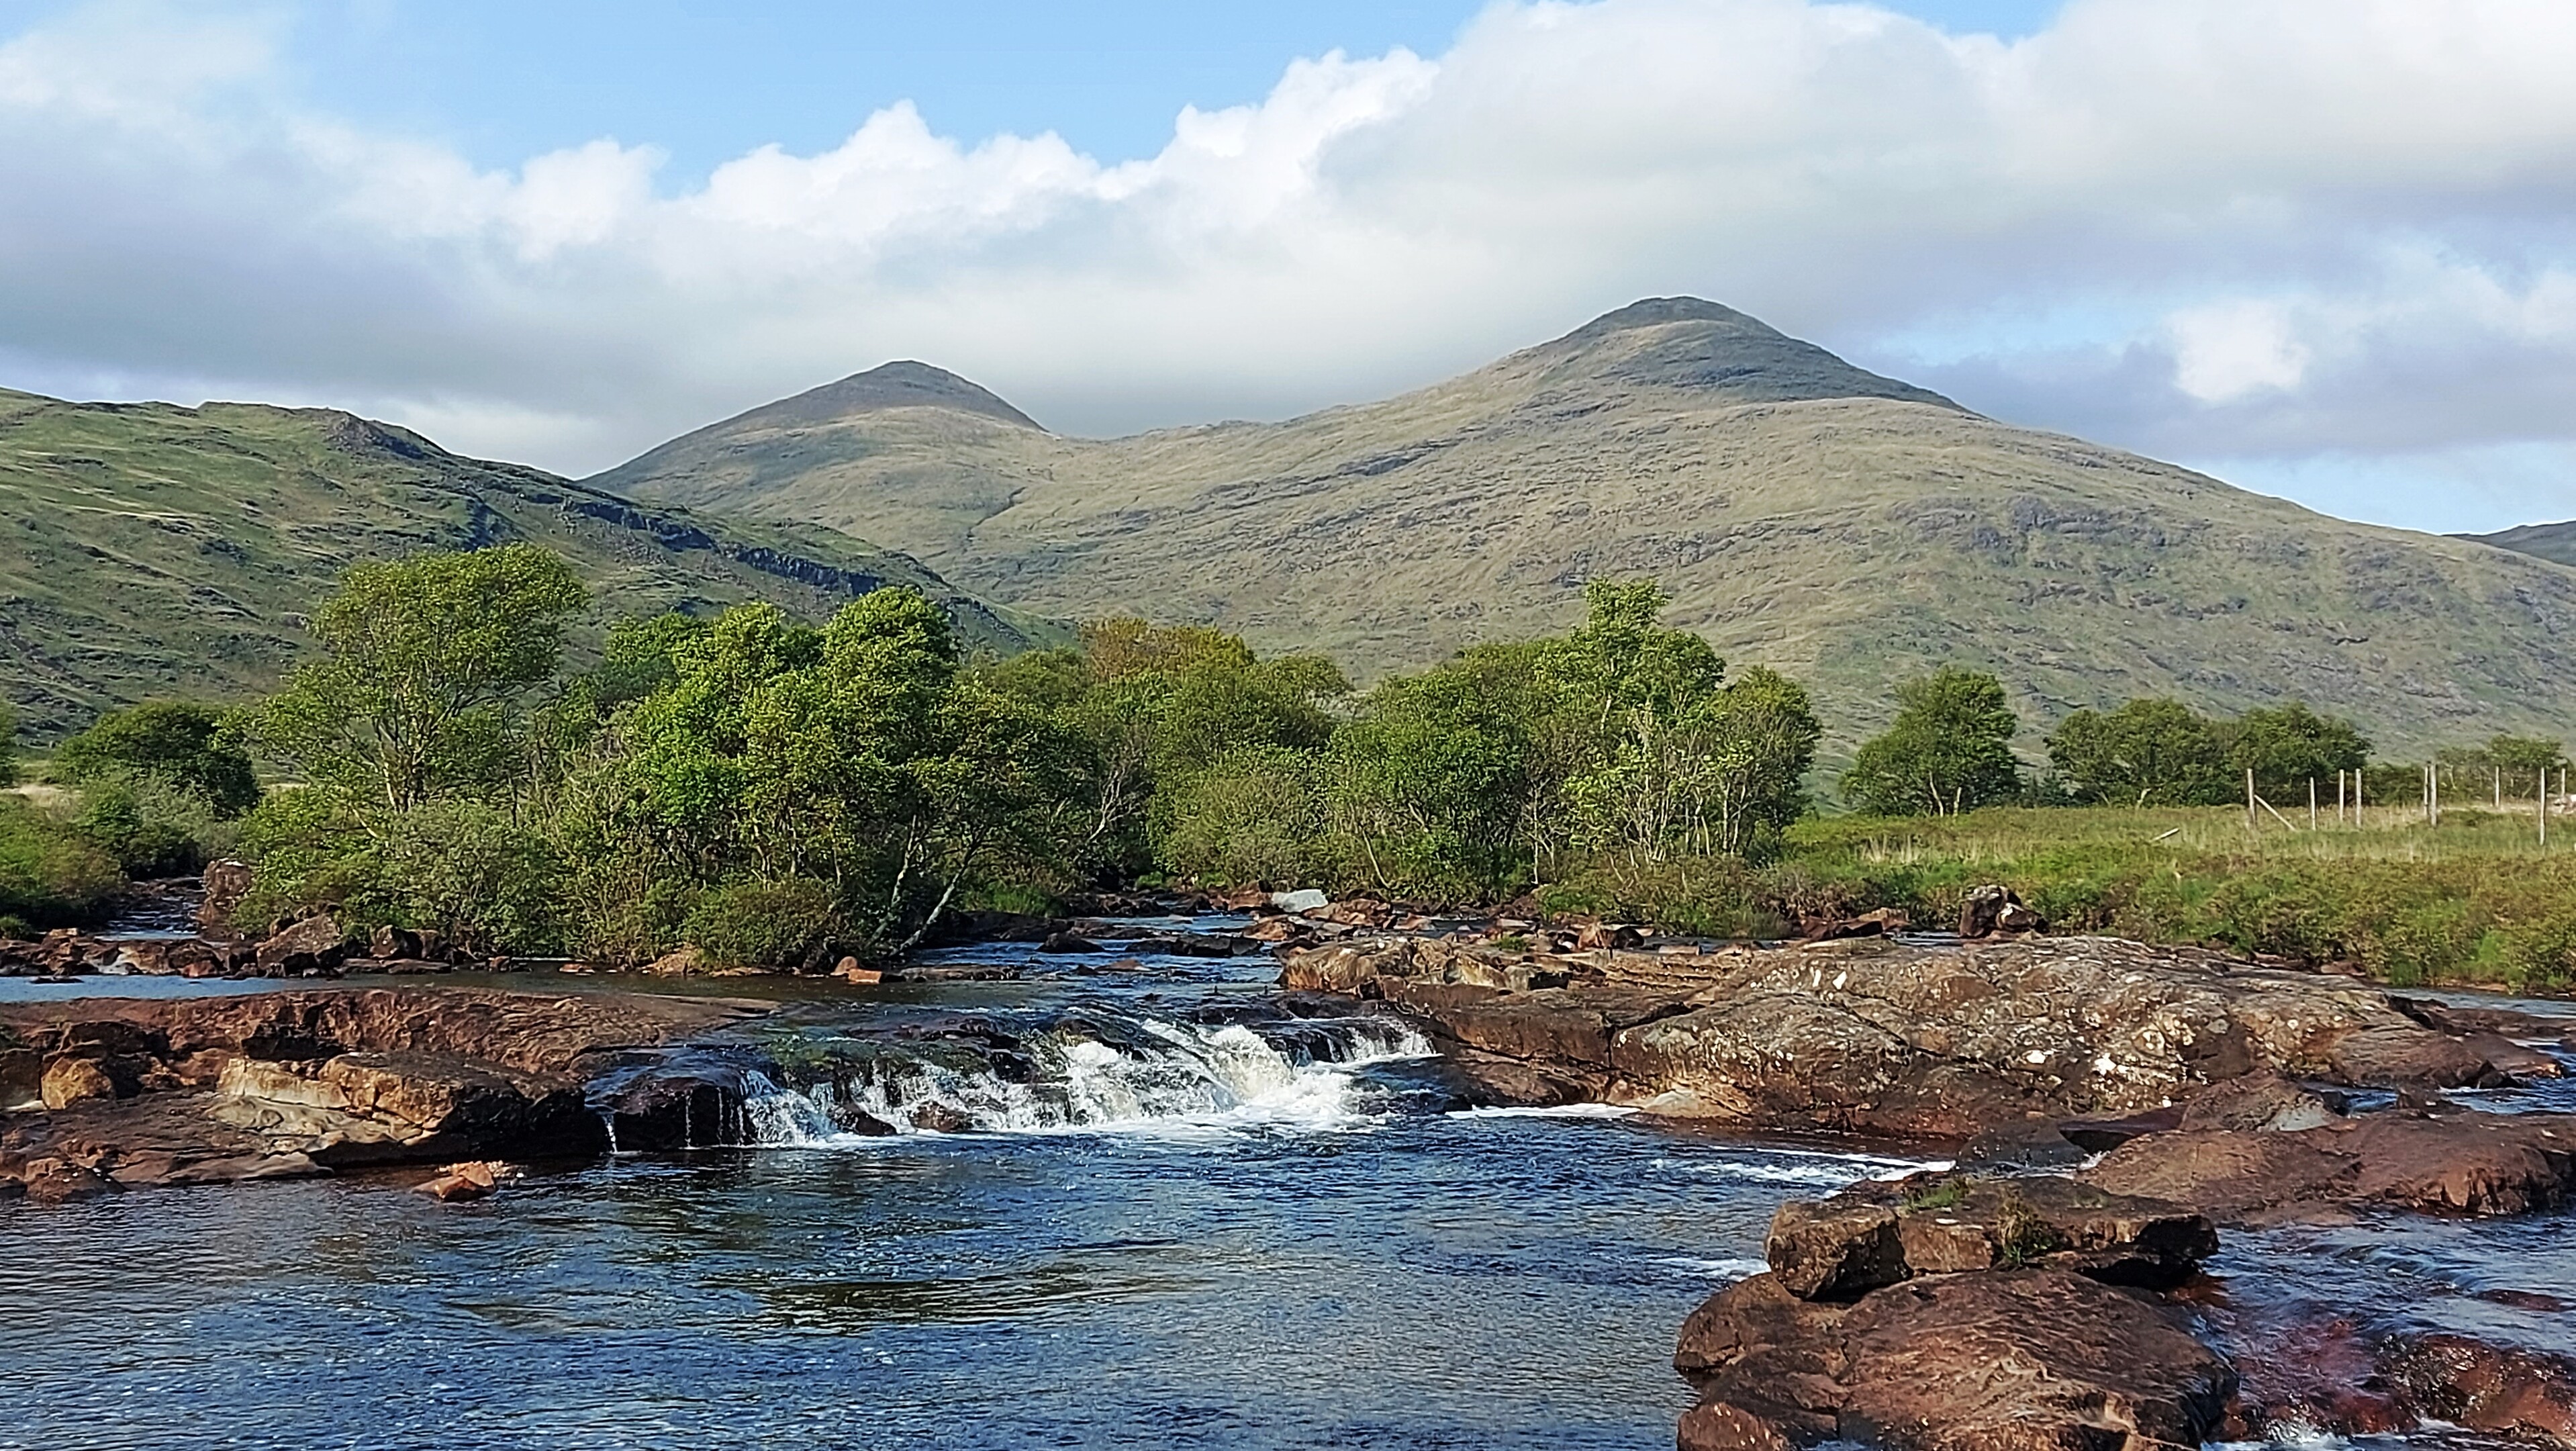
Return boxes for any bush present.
[236,792,564,954]
[683,878,845,968]
[55,702,261,817]
[0,796,123,928]
[1157,746,1329,888]
[73,774,233,878]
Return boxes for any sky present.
[1,0,2571,534]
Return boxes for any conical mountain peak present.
[737,360,1045,433]
[1530,295,1963,411]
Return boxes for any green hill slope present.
[0,390,1059,740]
[595,297,2576,758]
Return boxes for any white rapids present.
[737,1017,1435,1145]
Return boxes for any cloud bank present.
[2,0,2573,530]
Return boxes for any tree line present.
[1,544,2563,957]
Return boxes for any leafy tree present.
[1159,745,1329,888]
[606,590,1084,956]
[56,702,261,817]
[1842,667,2023,816]
[1329,663,1538,896]
[2223,703,2367,798]
[2045,698,2228,806]
[246,544,586,812]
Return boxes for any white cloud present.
[0,0,2573,527]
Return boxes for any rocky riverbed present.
[1280,925,2576,1450]
[5,894,2573,1449]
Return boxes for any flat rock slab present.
[2081,1111,2576,1221]
[1766,1176,2217,1300]
[1676,1269,2235,1451]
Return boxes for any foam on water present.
[738,1015,1436,1145]
[1654,1148,1952,1188]
[1447,1103,1641,1121]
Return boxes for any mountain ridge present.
[593,299,2576,759]
[0,387,1059,739]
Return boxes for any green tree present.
[56,702,261,817]
[2223,703,2368,798]
[246,544,586,812]
[1842,667,2023,816]
[2045,698,2229,806]
[1328,663,1538,896]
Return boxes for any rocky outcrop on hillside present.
[0,988,765,1201]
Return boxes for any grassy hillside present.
[599,297,2576,759]
[0,390,1061,740]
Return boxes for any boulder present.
[2381,1335,2576,1445]
[255,914,348,976]
[1270,889,1330,913]
[1677,1270,2235,1451]
[1765,1177,2216,1301]
[2080,1111,2576,1221]
[197,858,254,937]
[39,1056,132,1109]
[1958,885,2043,939]
[645,946,704,976]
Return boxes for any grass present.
[1543,802,2576,994]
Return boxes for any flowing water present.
[1,925,2569,1450]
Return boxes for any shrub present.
[0,796,123,927]
[55,702,261,817]
[683,878,845,968]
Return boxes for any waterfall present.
[734,1015,1433,1146]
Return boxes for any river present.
[1,925,2567,1450]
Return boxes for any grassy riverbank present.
[1543,804,2576,992]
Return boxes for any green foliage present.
[247,543,586,810]
[1842,667,2023,815]
[1157,746,1329,888]
[73,776,228,878]
[0,796,123,929]
[56,702,260,816]
[1328,659,1538,898]
[683,879,845,968]
[2046,698,2229,806]
[2225,703,2368,796]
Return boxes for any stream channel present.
[1,919,2571,1450]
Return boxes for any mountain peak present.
[739,360,1045,433]
[1533,295,1964,412]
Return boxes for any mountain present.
[2464,520,2576,569]
[595,297,2576,759]
[0,389,1059,741]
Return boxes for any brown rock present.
[2083,1128,2361,1219]
[1833,1272,2234,1451]
[197,858,254,937]
[40,1056,132,1109]
[2381,1334,2576,1444]
[645,945,704,976]
[255,914,348,975]
[2338,1113,2576,1215]
[1767,1199,1907,1300]
[1768,1177,2215,1299]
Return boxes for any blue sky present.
[234,1,2065,180]
[0,0,2570,534]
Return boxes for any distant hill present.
[0,390,1059,741]
[2464,520,2576,569]
[596,296,2576,759]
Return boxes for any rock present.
[1801,907,1909,943]
[1270,888,1330,912]
[415,1159,512,1202]
[255,914,348,976]
[645,946,704,976]
[2082,1129,2360,1220]
[2081,1111,2576,1221]
[1574,922,1647,951]
[39,1056,132,1109]
[197,858,254,937]
[1766,1199,1906,1299]
[1039,932,1104,954]
[1958,884,2038,939]
[1766,1177,2216,1300]
[369,925,424,961]
[2381,1334,2576,1444]
[1677,1270,2234,1451]
[2175,1070,2344,1133]
[910,1103,974,1133]
[1287,931,2546,1141]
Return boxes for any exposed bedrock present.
[1282,933,2563,1138]
[0,988,764,1201]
